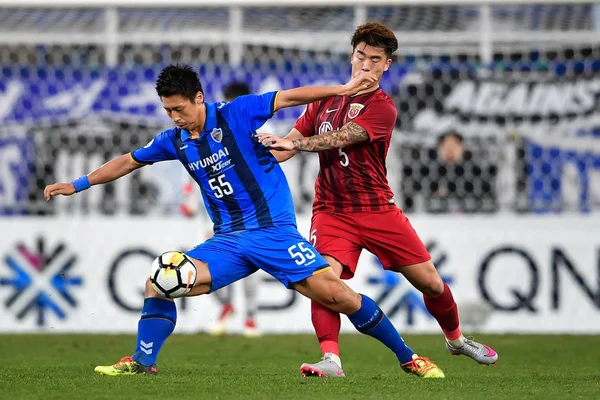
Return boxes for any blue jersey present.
[131,92,296,234]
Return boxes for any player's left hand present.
[43,182,76,201]
[342,71,378,96]
[256,134,295,151]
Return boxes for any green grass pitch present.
[0,334,598,399]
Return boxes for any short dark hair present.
[351,22,398,58]
[438,131,464,146]
[223,82,251,101]
[155,64,203,102]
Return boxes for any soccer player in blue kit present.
[44,64,442,377]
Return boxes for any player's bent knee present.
[421,265,444,296]
[421,273,444,297]
[393,260,444,297]
[335,289,362,315]
[320,280,362,315]
[294,270,360,314]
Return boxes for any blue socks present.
[348,294,415,364]
[132,298,177,366]
[130,295,413,366]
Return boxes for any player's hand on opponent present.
[342,71,378,96]
[256,134,294,151]
[43,182,76,201]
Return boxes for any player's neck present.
[188,104,207,139]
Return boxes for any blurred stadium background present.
[1,0,599,339]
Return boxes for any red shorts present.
[310,208,431,279]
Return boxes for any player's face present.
[350,42,391,82]
[161,92,204,132]
[438,136,465,163]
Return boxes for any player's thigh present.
[241,225,329,289]
[185,234,257,295]
[361,208,431,269]
[311,211,362,279]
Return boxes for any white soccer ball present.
[150,251,197,299]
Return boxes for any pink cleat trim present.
[483,345,497,358]
[300,365,329,377]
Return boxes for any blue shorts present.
[185,225,330,293]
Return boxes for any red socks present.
[311,282,461,354]
[423,283,462,340]
[311,300,341,356]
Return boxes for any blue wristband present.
[71,175,91,193]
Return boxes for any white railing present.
[1,1,598,66]
[8,0,596,6]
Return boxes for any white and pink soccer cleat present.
[446,337,498,365]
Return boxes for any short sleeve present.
[351,100,397,142]
[131,130,177,164]
[293,102,318,137]
[229,92,278,132]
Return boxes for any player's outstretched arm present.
[274,73,377,110]
[43,153,143,201]
[258,122,369,153]
[268,129,304,163]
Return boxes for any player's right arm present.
[44,130,177,201]
[43,154,143,200]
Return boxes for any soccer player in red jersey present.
[257,22,498,378]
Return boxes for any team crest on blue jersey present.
[211,128,223,143]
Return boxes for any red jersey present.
[294,88,397,214]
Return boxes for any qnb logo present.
[0,237,83,326]
[367,241,453,325]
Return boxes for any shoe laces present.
[403,356,437,374]
[463,338,487,355]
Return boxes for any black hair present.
[155,64,204,102]
[223,82,251,101]
[438,131,464,146]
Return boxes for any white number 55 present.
[208,174,233,198]
[288,242,316,265]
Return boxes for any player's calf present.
[293,271,428,374]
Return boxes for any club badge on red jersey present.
[348,103,365,119]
